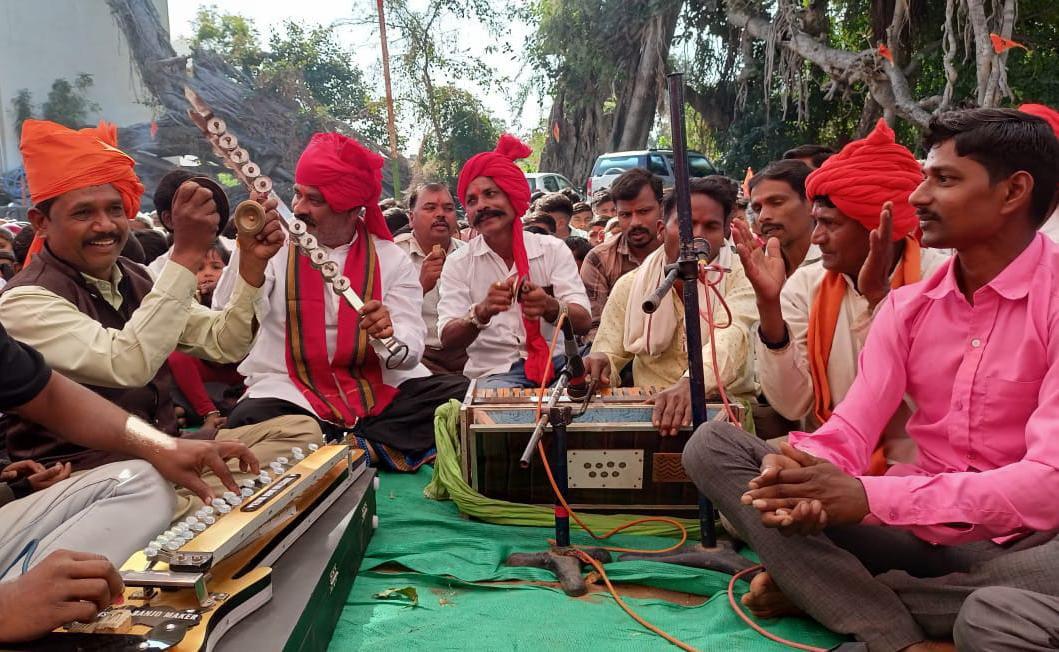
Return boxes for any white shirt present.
[437,231,590,378]
[213,231,429,418]
[393,232,464,350]
[756,246,950,461]
[146,247,171,280]
[1039,206,1059,243]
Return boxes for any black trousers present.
[227,374,469,453]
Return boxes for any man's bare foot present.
[740,571,805,619]
[901,642,955,652]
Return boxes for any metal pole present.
[376,0,401,199]
[551,405,572,548]
[667,72,717,548]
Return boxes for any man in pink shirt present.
[683,108,1059,651]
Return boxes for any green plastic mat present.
[329,469,847,651]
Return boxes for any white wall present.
[0,0,169,173]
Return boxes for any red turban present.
[19,119,144,264]
[456,135,556,384]
[295,132,391,241]
[1019,103,1059,138]
[805,119,921,240]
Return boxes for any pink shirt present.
[789,233,1059,546]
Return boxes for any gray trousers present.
[683,422,1059,652]
[0,460,174,579]
[954,587,1059,651]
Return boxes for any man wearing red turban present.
[0,118,303,520]
[217,132,468,471]
[737,118,950,463]
[437,134,591,388]
[1021,103,1059,242]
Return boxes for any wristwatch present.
[466,305,487,330]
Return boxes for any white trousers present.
[0,460,174,579]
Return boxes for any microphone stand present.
[617,73,756,577]
[505,323,609,596]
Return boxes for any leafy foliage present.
[10,74,101,136]
[189,9,389,147]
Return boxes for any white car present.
[525,172,576,194]
[585,149,718,195]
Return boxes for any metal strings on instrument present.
[184,88,409,369]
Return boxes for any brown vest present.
[0,246,178,470]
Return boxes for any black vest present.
[0,246,178,470]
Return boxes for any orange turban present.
[19,119,144,264]
[295,132,391,241]
[1019,103,1059,138]
[804,119,921,240]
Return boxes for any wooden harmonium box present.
[460,383,740,515]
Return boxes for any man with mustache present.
[437,135,590,389]
[394,182,467,374]
[739,120,948,458]
[217,134,468,471]
[747,160,820,275]
[580,169,664,338]
[0,119,300,519]
[585,177,758,435]
[684,108,1059,650]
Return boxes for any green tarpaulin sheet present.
[329,468,847,651]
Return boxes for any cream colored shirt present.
[393,233,464,350]
[437,231,590,379]
[756,247,950,459]
[591,245,759,399]
[0,260,261,389]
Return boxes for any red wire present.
[727,566,828,652]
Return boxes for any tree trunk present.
[539,87,612,188]
[610,0,682,151]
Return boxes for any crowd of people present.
[0,102,1057,650]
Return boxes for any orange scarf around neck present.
[806,236,921,473]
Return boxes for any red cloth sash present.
[284,221,397,425]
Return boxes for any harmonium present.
[460,380,741,515]
[16,444,378,652]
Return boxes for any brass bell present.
[233,200,266,237]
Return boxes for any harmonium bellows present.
[459,381,741,514]
[18,444,379,652]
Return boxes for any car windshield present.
[592,155,641,177]
[664,154,714,178]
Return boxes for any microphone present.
[641,239,713,314]
[560,317,590,400]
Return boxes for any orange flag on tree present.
[990,33,1028,53]
[877,43,894,63]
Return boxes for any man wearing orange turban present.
[214,132,468,471]
[0,119,315,520]
[735,119,949,467]
[437,134,591,388]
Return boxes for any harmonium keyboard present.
[460,380,742,514]
[16,444,378,652]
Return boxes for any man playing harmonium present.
[437,134,591,389]
[684,108,1059,651]
[0,119,317,520]
[0,318,257,644]
[738,119,949,470]
[217,133,468,471]
[584,176,758,436]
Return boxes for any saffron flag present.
[877,43,894,63]
[990,33,1028,54]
